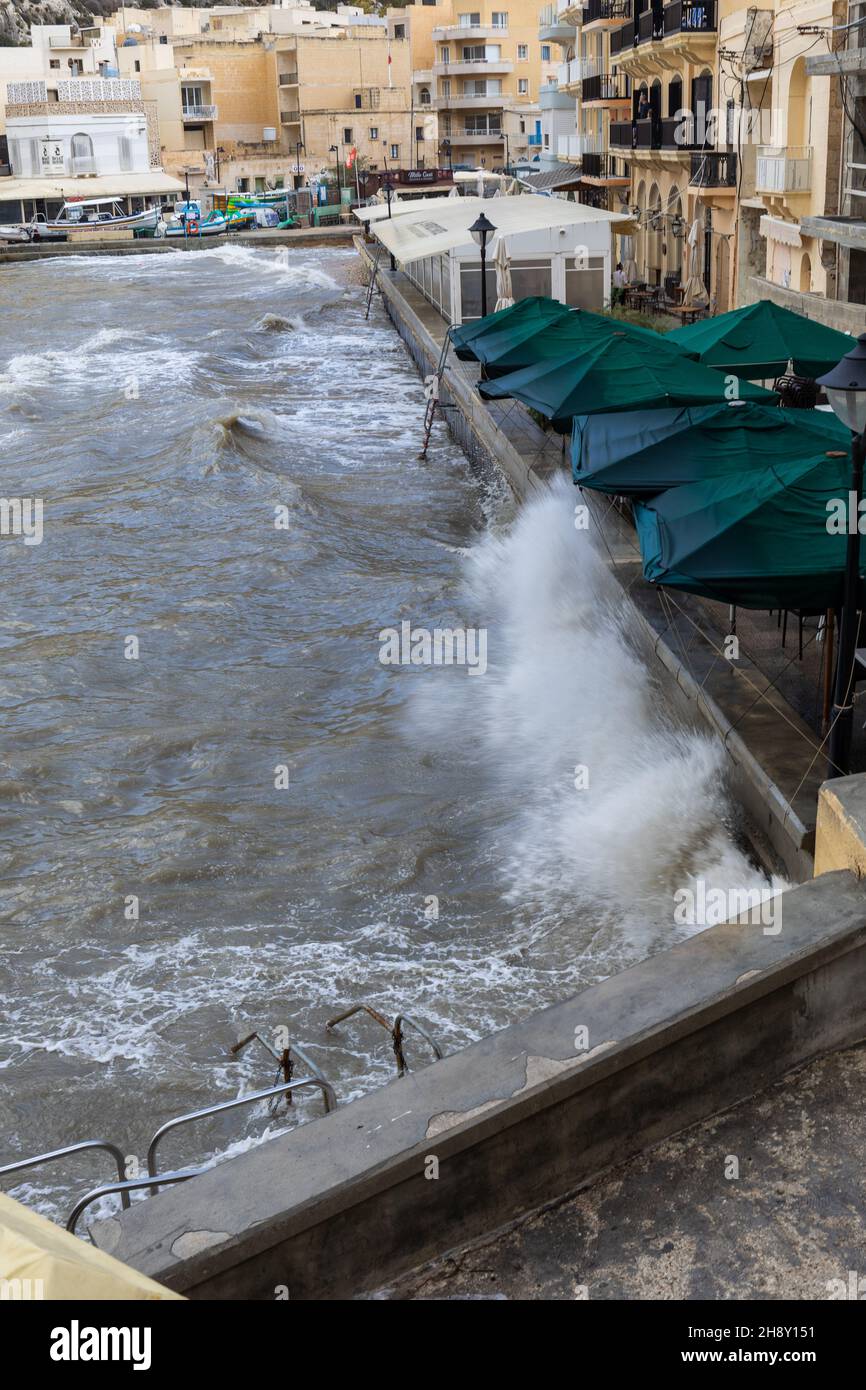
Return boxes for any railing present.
[584,0,631,22]
[582,73,630,101]
[609,114,703,150]
[182,104,218,120]
[609,118,634,147]
[755,145,811,193]
[664,0,717,37]
[0,1140,130,1210]
[558,132,604,158]
[558,56,597,85]
[528,132,543,145]
[279,72,299,85]
[638,4,664,41]
[582,152,630,179]
[610,20,635,53]
[690,150,737,186]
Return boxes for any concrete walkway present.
[373,1040,866,1301]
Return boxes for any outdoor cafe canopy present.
[449,296,571,361]
[666,299,855,380]
[634,450,862,611]
[572,400,850,497]
[470,303,692,378]
[477,333,777,433]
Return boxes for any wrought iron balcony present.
[581,73,630,102]
[690,150,737,188]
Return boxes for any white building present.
[7,107,151,181]
[0,25,120,132]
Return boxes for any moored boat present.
[29,199,161,241]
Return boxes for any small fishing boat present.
[164,209,228,239]
[29,198,160,241]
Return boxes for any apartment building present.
[0,23,120,136]
[555,2,841,316]
[802,4,866,332]
[554,2,633,212]
[410,0,555,172]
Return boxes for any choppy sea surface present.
[0,244,776,1228]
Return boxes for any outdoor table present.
[669,303,704,326]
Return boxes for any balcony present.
[690,150,737,191]
[558,57,598,88]
[610,114,701,153]
[581,73,630,104]
[663,0,716,43]
[557,132,604,159]
[540,81,576,110]
[278,72,299,86]
[584,0,631,31]
[538,4,578,43]
[454,128,504,145]
[434,93,508,109]
[182,105,218,122]
[432,60,514,77]
[432,25,508,42]
[280,109,301,125]
[755,146,812,195]
[581,152,631,183]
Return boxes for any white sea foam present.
[409,476,785,946]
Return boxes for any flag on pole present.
[346,146,357,169]
[387,42,393,88]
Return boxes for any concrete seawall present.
[90,243,866,1298]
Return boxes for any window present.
[70,131,95,175]
[134,60,141,73]
[255,177,265,193]
[343,127,353,144]
[390,143,399,159]
[441,78,451,96]
[458,12,481,26]
[439,45,450,62]
[355,94,362,108]
[519,118,525,133]
[510,260,552,302]
[49,59,60,69]
[182,86,203,114]
[118,135,133,171]
[491,12,509,28]
[394,23,405,38]
[463,79,501,95]
[463,44,500,62]
[518,78,529,95]
[370,125,379,140]
[419,86,431,105]
[415,126,424,142]
[159,34,167,44]
[565,255,604,310]
[517,44,528,60]
[541,44,551,61]
[237,177,249,191]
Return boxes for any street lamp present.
[469,211,496,319]
[294,140,305,184]
[441,138,452,174]
[503,131,510,175]
[381,146,397,270]
[817,332,866,776]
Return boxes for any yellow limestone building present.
[560,1,841,315]
[105,4,425,198]
[406,0,556,171]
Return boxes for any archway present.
[799,251,812,293]
[787,58,809,148]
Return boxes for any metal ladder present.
[420,330,454,459]
[364,242,384,320]
[326,1002,444,1077]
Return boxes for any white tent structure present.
[362,194,635,324]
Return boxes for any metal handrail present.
[230,1032,332,1113]
[0,1139,131,1210]
[146,1076,337,1186]
[67,1168,202,1238]
[326,1002,445,1076]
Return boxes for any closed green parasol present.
[634,449,862,610]
[572,401,849,496]
[478,333,777,432]
[449,296,572,361]
[665,299,855,380]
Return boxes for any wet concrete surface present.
[373,1042,866,1301]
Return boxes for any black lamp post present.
[469,211,496,319]
[503,131,510,176]
[817,332,866,777]
[381,147,396,270]
[294,140,305,187]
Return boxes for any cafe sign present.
[39,139,65,173]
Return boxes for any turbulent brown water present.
[0,244,775,1230]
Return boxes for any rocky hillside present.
[0,1,269,48]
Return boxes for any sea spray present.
[409,476,784,948]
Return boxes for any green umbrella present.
[634,449,861,610]
[449,296,571,362]
[478,333,777,433]
[475,307,691,379]
[573,401,849,497]
[666,299,855,380]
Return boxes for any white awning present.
[370,193,635,265]
[0,171,184,202]
[355,195,464,224]
[759,214,802,248]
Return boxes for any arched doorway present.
[647,181,662,286]
[799,251,812,293]
[787,58,809,148]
